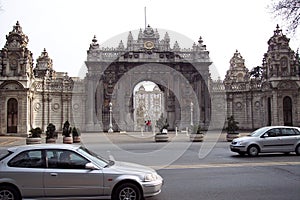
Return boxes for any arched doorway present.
[7,98,18,133]
[133,81,164,131]
[283,96,292,126]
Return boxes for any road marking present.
[150,161,300,170]
[0,140,16,146]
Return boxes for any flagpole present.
[144,6,147,29]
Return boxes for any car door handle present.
[50,173,58,177]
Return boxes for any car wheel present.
[296,145,300,156]
[112,182,141,200]
[247,145,259,157]
[0,185,21,200]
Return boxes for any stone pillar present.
[86,78,94,129]
[204,81,210,125]
[86,77,103,131]
[296,92,300,126]
[272,91,278,125]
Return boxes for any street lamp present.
[190,101,193,126]
[108,102,113,133]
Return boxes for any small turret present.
[0,21,33,77]
[34,48,55,78]
[224,50,249,83]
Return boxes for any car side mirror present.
[261,133,268,138]
[85,162,100,170]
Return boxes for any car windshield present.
[77,146,110,168]
[0,148,12,161]
[250,127,270,137]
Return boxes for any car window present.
[281,128,296,136]
[292,128,300,135]
[46,149,89,169]
[8,150,44,168]
[266,128,281,137]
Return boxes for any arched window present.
[283,96,292,126]
[7,98,18,133]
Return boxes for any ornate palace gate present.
[84,26,212,132]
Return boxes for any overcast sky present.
[0,0,299,79]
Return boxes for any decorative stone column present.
[108,102,113,132]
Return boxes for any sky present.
[0,0,299,80]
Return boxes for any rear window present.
[292,128,300,135]
[281,128,300,136]
[281,128,295,136]
[8,150,44,168]
[0,149,12,161]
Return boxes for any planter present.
[26,137,42,145]
[46,138,56,143]
[155,134,169,142]
[63,136,73,144]
[73,136,81,143]
[226,133,240,142]
[190,133,204,142]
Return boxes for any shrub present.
[29,127,42,138]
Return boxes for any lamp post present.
[190,101,193,127]
[108,102,113,133]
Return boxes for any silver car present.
[0,144,163,200]
[230,126,300,156]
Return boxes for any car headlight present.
[144,173,158,182]
[236,141,245,146]
[232,140,245,146]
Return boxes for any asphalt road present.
[1,132,300,200]
[149,164,300,200]
[81,132,300,200]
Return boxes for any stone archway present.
[283,96,292,126]
[7,98,18,133]
[85,26,212,132]
[96,62,206,132]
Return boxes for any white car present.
[0,144,163,200]
[230,126,300,156]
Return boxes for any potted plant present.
[189,124,205,142]
[154,114,169,142]
[45,123,57,143]
[26,127,42,144]
[62,120,72,144]
[72,126,81,143]
[225,115,240,142]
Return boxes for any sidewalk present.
[0,131,251,147]
[0,136,25,147]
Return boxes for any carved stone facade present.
[0,22,85,134]
[0,22,299,134]
[217,25,300,129]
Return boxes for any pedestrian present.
[146,120,150,132]
[144,121,147,132]
[148,120,152,132]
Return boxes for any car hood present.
[110,161,156,174]
[234,136,256,142]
